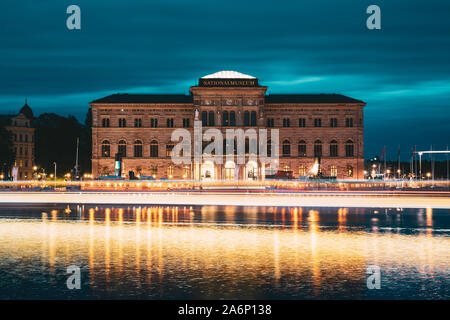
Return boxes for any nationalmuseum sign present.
[199,78,259,87]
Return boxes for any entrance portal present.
[246,161,258,181]
[201,161,215,180]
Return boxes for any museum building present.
[90,71,365,180]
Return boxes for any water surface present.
[0,204,448,299]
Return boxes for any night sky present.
[0,0,449,159]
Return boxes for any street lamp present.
[53,162,57,188]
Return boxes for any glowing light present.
[310,163,319,175]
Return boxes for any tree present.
[0,120,15,178]
[35,113,91,176]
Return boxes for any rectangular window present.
[299,165,306,176]
[102,118,110,128]
[167,118,174,128]
[330,165,337,177]
[134,118,142,128]
[208,111,215,126]
[182,118,190,128]
[118,118,126,128]
[202,111,208,126]
[282,118,290,127]
[267,118,274,127]
[250,111,257,126]
[183,166,190,179]
[166,144,174,157]
[330,118,338,127]
[314,118,322,127]
[298,118,306,127]
[150,118,158,128]
[167,165,174,178]
[346,118,353,127]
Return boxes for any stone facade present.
[4,102,35,180]
[91,71,365,180]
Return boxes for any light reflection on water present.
[0,204,448,299]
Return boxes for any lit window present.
[347,165,353,177]
[183,166,190,179]
[299,165,306,176]
[167,165,174,178]
[166,144,174,157]
[330,165,337,177]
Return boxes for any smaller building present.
[2,101,36,180]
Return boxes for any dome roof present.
[201,70,256,79]
[19,100,33,119]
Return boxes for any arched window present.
[150,140,158,158]
[208,110,215,126]
[244,111,250,126]
[101,140,110,157]
[330,140,338,157]
[314,140,322,157]
[345,139,354,157]
[298,140,306,157]
[230,111,236,126]
[134,140,143,158]
[282,140,291,157]
[223,111,229,126]
[250,111,257,126]
[118,140,127,157]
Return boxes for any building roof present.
[91,93,363,105]
[264,94,364,104]
[201,71,256,79]
[19,102,34,119]
[90,94,193,104]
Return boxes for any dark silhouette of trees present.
[35,113,91,177]
[0,119,15,179]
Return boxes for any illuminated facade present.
[90,71,365,179]
[2,101,35,180]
